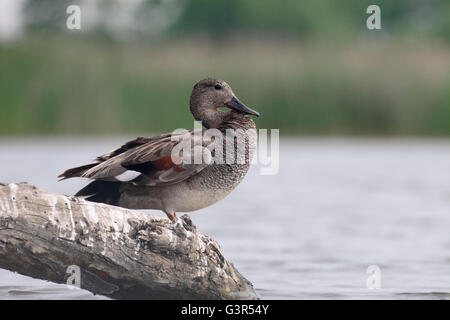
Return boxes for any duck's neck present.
[217,111,256,132]
[190,99,256,130]
[190,105,226,129]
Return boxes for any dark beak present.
[225,96,260,117]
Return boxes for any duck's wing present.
[94,134,171,162]
[58,136,156,180]
[77,130,213,186]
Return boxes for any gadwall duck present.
[59,78,259,221]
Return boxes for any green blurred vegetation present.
[24,0,450,42]
[173,0,450,43]
[1,0,449,135]
[1,35,449,135]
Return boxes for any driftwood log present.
[0,182,257,300]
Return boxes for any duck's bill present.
[225,97,260,117]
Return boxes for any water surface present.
[0,137,449,299]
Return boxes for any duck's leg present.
[165,211,177,221]
[164,210,183,227]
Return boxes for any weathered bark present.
[0,182,257,300]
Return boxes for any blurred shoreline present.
[1,34,449,137]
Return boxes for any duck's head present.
[190,78,259,128]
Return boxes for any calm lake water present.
[0,137,449,300]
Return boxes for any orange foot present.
[165,212,177,221]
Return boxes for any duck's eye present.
[214,84,222,90]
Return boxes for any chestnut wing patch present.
[152,156,185,172]
[121,156,208,186]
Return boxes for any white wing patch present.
[115,170,142,182]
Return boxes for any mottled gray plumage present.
[59,78,259,221]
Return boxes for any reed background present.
[1,0,449,136]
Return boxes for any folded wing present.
[59,131,213,186]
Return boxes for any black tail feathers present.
[75,180,122,206]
